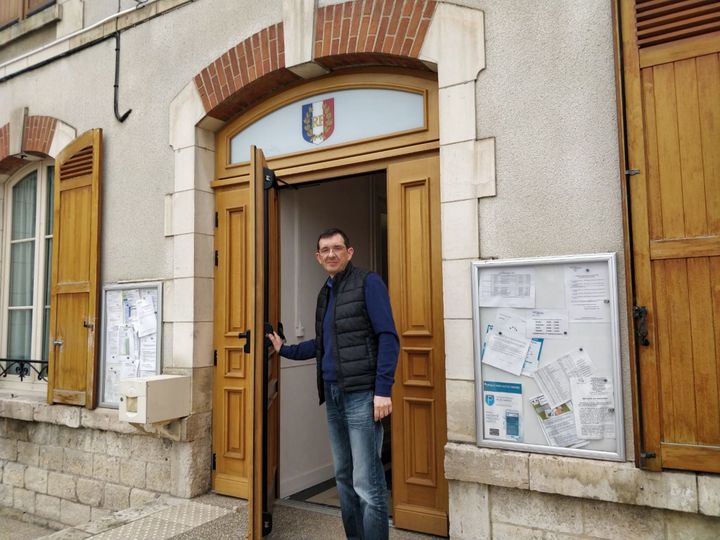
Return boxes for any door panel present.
[622,1,720,471]
[251,147,280,537]
[213,184,254,497]
[387,154,448,536]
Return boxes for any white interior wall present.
[278,174,376,497]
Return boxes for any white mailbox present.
[118,375,191,424]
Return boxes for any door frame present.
[211,69,447,535]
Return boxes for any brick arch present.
[194,0,436,122]
[0,114,75,177]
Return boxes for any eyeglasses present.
[317,245,347,257]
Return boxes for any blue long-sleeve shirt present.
[279,272,399,397]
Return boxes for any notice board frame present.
[471,253,625,461]
[99,282,163,408]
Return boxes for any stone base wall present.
[0,415,211,529]
[449,481,720,540]
[445,443,720,540]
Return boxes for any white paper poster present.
[565,264,610,322]
[529,394,587,448]
[483,381,523,441]
[570,376,616,439]
[533,349,595,408]
[482,329,531,376]
[527,309,569,339]
[478,269,536,308]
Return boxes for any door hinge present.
[262,512,273,535]
[215,211,218,228]
[214,250,218,266]
[640,451,656,459]
[212,453,216,470]
[625,168,640,176]
[632,305,650,346]
[213,350,217,367]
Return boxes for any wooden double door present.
[212,147,448,537]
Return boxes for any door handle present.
[238,329,251,353]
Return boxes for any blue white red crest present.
[302,98,335,145]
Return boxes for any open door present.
[250,146,281,537]
[212,146,280,538]
[387,154,448,536]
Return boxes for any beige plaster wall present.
[0,0,283,283]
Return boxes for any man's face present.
[316,233,354,277]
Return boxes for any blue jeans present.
[325,383,389,540]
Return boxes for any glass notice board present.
[471,253,625,461]
[99,282,162,408]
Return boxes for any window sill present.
[0,392,210,442]
[0,3,61,48]
[444,442,720,518]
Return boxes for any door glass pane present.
[11,172,37,240]
[9,241,35,306]
[8,309,32,360]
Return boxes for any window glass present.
[230,88,425,163]
[3,165,53,377]
[42,166,54,363]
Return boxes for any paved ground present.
[0,512,53,540]
[2,493,442,540]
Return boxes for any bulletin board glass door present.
[472,253,625,461]
[99,282,162,408]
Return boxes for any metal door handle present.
[238,330,251,353]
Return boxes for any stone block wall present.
[0,411,211,529]
[445,443,720,540]
[448,481,720,540]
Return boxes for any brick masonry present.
[0,115,59,176]
[314,0,435,61]
[22,115,57,156]
[0,418,210,529]
[192,0,436,121]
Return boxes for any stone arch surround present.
[166,1,494,423]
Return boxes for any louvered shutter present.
[621,1,720,472]
[47,129,102,408]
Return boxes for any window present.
[0,0,55,30]
[1,163,53,389]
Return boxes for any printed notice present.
[482,328,531,376]
[102,285,160,405]
[527,309,569,339]
[565,265,610,322]
[521,338,544,377]
[483,381,523,441]
[570,376,616,439]
[478,268,536,308]
[533,349,594,408]
[529,394,588,448]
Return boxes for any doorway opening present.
[276,170,390,510]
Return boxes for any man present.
[267,227,399,540]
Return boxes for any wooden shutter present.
[0,0,21,27]
[46,129,102,408]
[621,1,720,472]
[25,0,54,16]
